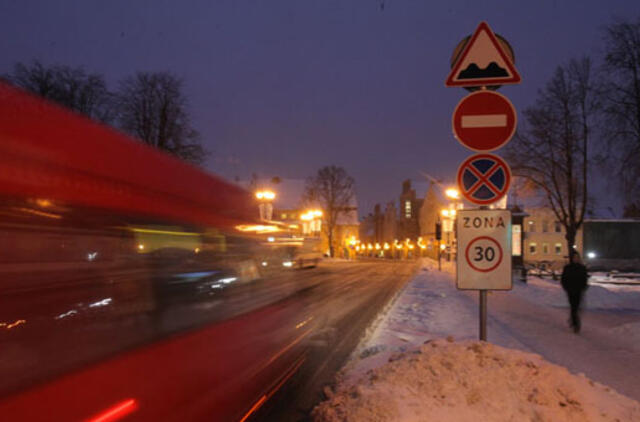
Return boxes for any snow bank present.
[312,338,640,422]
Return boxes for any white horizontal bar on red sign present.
[461,114,507,128]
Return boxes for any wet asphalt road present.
[255,259,418,421]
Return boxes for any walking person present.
[561,251,589,333]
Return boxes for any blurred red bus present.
[0,82,314,421]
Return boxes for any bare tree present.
[506,58,598,257]
[5,60,113,122]
[601,18,640,215]
[304,165,355,257]
[116,71,206,164]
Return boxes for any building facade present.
[521,207,580,271]
[397,180,423,241]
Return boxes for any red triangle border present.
[445,21,521,88]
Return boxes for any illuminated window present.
[281,213,287,219]
[554,221,562,232]
[542,220,549,233]
[542,243,549,254]
[512,224,522,256]
[528,220,536,232]
[555,243,562,254]
[405,201,411,218]
[529,242,537,255]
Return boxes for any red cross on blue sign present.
[457,153,511,205]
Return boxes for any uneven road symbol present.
[445,21,521,88]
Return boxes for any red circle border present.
[456,153,511,205]
[452,90,517,152]
[465,235,503,273]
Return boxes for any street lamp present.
[442,188,463,263]
[301,209,323,235]
[441,208,456,261]
[255,190,276,220]
[255,190,276,201]
[445,188,460,200]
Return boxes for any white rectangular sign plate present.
[456,209,512,290]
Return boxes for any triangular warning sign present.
[445,21,521,88]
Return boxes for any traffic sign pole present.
[479,290,487,341]
[447,21,520,342]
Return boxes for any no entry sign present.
[452,91,517,151]
[457,209,512,290]
[457,153,511,205]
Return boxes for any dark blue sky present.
[1,1,638,214]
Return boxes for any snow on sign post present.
[457,209,512,291]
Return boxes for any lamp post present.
[441,209,452,261]
[444,188,462,262]
[255,190,276,221]
[300,209,323,236]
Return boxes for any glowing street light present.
[445,188,460,200]
[301,209,323,221]
[301,209,323,235]
[255,190,276,220]
[255,190,276,200]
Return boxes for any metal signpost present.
[445,21,521,341]
[457,209,512,339]
[435,220,442,271]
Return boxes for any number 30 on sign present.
[456,209,512,290]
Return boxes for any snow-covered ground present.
[313,259,640,421]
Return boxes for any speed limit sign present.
[457,209,512,290]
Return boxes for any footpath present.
[312,258,640,422]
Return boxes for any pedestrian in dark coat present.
[561,251,589,333]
